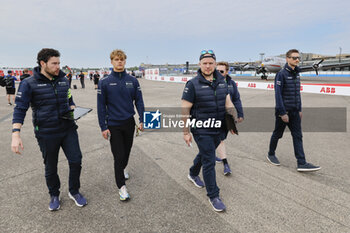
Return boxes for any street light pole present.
[339,47,342,63]
[259,53,265,63]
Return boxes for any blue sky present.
[1,0,349,68]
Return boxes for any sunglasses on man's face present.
[289,56,300,60]
[200,50,214,55]
[218,70,225,74]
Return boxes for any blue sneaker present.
[223,164,232,176]
[209,197,226,212]
[188,174,205,188]
[49,196,60,211]
[297,163,321,172]
[68,192,87,207]
[215,157,223,163]
[267,155,280,166]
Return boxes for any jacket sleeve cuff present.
[12,119,24,124]
[100,125,108,131]
[279,111,287,116]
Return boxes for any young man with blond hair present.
[97,49,145,201]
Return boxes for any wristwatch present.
[12,128,21,133]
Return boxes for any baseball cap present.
[199,50,216,61]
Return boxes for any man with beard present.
[267,49,321,172]
[11,48,87,211]
[182,50,236,212]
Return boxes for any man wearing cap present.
[4,70,17,105]
[181,50,236,212]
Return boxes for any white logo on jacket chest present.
[126,82,134,88]
[37,84,48,87]
[109,83,117,86]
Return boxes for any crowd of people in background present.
[0,68,144,98]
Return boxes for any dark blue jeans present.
[190,134,221,199]
[268,110,306,165]
[36,126,82,197]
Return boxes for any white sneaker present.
[124,171,130,180]
[119,185,130,201]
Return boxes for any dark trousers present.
[36,127,82,197]
[108,118,135,189]
[80,78,85,88]
[190,134,221,199]
[268,110,306,165]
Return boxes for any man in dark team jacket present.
[182,50,236,212]
[267,49,321,172]
[11,48,87,211]
[97,49,144,201]
[20,69,31,81]
[215,61,244,176]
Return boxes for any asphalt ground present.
[0,77,350,233]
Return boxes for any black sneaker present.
[267,155,280,166]
[297,163,321,172]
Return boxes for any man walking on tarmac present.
[215,61,244,176]
[79,70,85,89]
[182,50,236,212]
[4,70,17,105]
[267,49,321,172]
[11,48,87,211]
[97,49,145,201]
